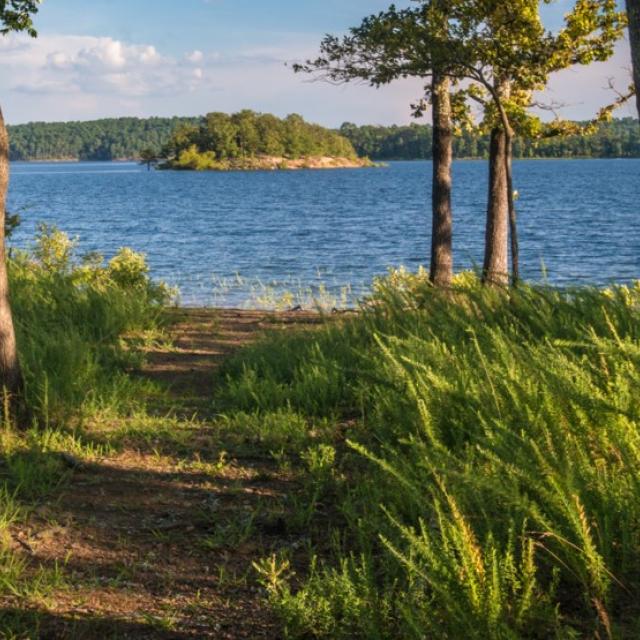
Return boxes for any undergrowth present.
[1,225,170,607]
[10,224,172,423]
[218,269,640,639]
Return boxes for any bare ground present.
[3,308,323,639]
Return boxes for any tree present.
[298,0,624,287]
[232,110,260,157]
[628,0,640,117]
[455,0,624,283]
[0,0,39,35]
[1,0,41,424]
[200,112,239,159]
[138,148,159,171]
[336,119,639,160]
[256,114,286,156]
[295,1,458,287]
[160,111,356,168]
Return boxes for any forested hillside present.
[7,115,640,161]
[7,116,199,161]
[341,117,640,159]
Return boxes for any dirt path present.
[6,309,323,639]
[141,308,325,409]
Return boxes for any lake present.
[7,159,640,307]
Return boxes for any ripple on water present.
[7,159,640,306]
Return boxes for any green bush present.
[9,224,172,423]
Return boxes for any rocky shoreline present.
[163,155,376,171]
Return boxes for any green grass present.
[10,224,172,425]
[0,226,170,615]
[217,270,640,639]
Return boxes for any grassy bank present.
[215,270,640,638]
[10,225,173,422]
[1,226,170,613]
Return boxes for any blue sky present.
[0,0,634,125]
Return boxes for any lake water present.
[7,159,640,307]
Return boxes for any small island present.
[158,110,373,171]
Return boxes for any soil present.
[4,308,324,639]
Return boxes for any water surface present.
[7,159,639,306]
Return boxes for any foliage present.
[8,115,640,162]
[295,11,626,176]
[0,0,40,36]
[139,147,159,169]
[171,144,218,171]
[218,274,640,637]
[9,225,171,421]
[340,117,640,159]
[163,110,358,169]
[7,116,200,161]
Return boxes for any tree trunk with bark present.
[0,106,25,426]
[628,0,640,118]
[430,74,453,287]
[482,126,510,286]
[505,133,519,284]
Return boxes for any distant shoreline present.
[161,155,375,171]
[11,156,639,164]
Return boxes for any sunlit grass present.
[219,271,640,638]
[4,223,640,639]
[206,273,355,311]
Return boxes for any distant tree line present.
[7,116,199,161]
[7,115,638,163]
[340,118,640,160]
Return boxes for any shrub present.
[9,225,172,422]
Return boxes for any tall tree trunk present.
[0,106,25,426]
[628,0,640,117]
[430,74,453,287]
[505,133,519,284]
[482,127,509,285]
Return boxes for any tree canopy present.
[162,111,358,169]
[0,0,40,36]
[295,0,624,133]
[340,118,640,159]
[8,117,200,161]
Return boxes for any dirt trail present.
[6,308,322,639]
[142,308,324,406]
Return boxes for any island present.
[159,110,372,171]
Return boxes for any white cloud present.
[1,34,211,104]
[0,30,634,126]
[186,50,204,63]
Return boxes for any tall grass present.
[0,225,170,601]
[220,270,640,638]
[9,224,172,423]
